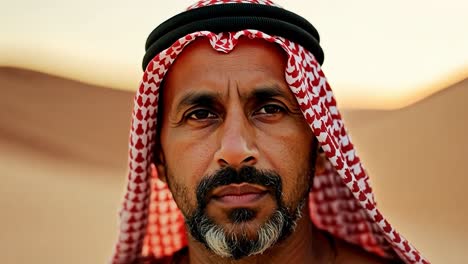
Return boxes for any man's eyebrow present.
[175,91,221,113]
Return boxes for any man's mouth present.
[210,183,268,206]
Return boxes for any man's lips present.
[210,184,268,206]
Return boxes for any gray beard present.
[186,197,307,260]
[175,165,314,260]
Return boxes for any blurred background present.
[0,0,467,263]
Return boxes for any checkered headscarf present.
[111,1,428,263]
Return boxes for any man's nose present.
[214,113,258,168]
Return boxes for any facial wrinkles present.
[157,39,319,260]
[167,43,302,186]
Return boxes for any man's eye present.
[187,109,217,120]
[256,104,285,115]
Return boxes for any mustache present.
[196,166,283,209]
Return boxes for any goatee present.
[185,166,307,259]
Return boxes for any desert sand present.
[0,67,466,263]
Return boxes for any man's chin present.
[204,221,276,259]
[222,220,265,241]
[187,208,290,259]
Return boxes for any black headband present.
[143,3,324,70]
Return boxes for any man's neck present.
[184,207,334,264]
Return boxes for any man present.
[111,1,428,263]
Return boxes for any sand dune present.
[0,67,133,264]
[0,67,466,263]
[341,79,468,263]
[0,67,133,170]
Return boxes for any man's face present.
[157,38,316,258]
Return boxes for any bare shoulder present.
[334,238,402,264]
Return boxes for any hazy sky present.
[1,0,467,109]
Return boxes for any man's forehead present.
[169,37,286,71]
[162,37,290,103]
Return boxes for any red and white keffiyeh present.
[111,1,428,263]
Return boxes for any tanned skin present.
[152,38,395,264]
